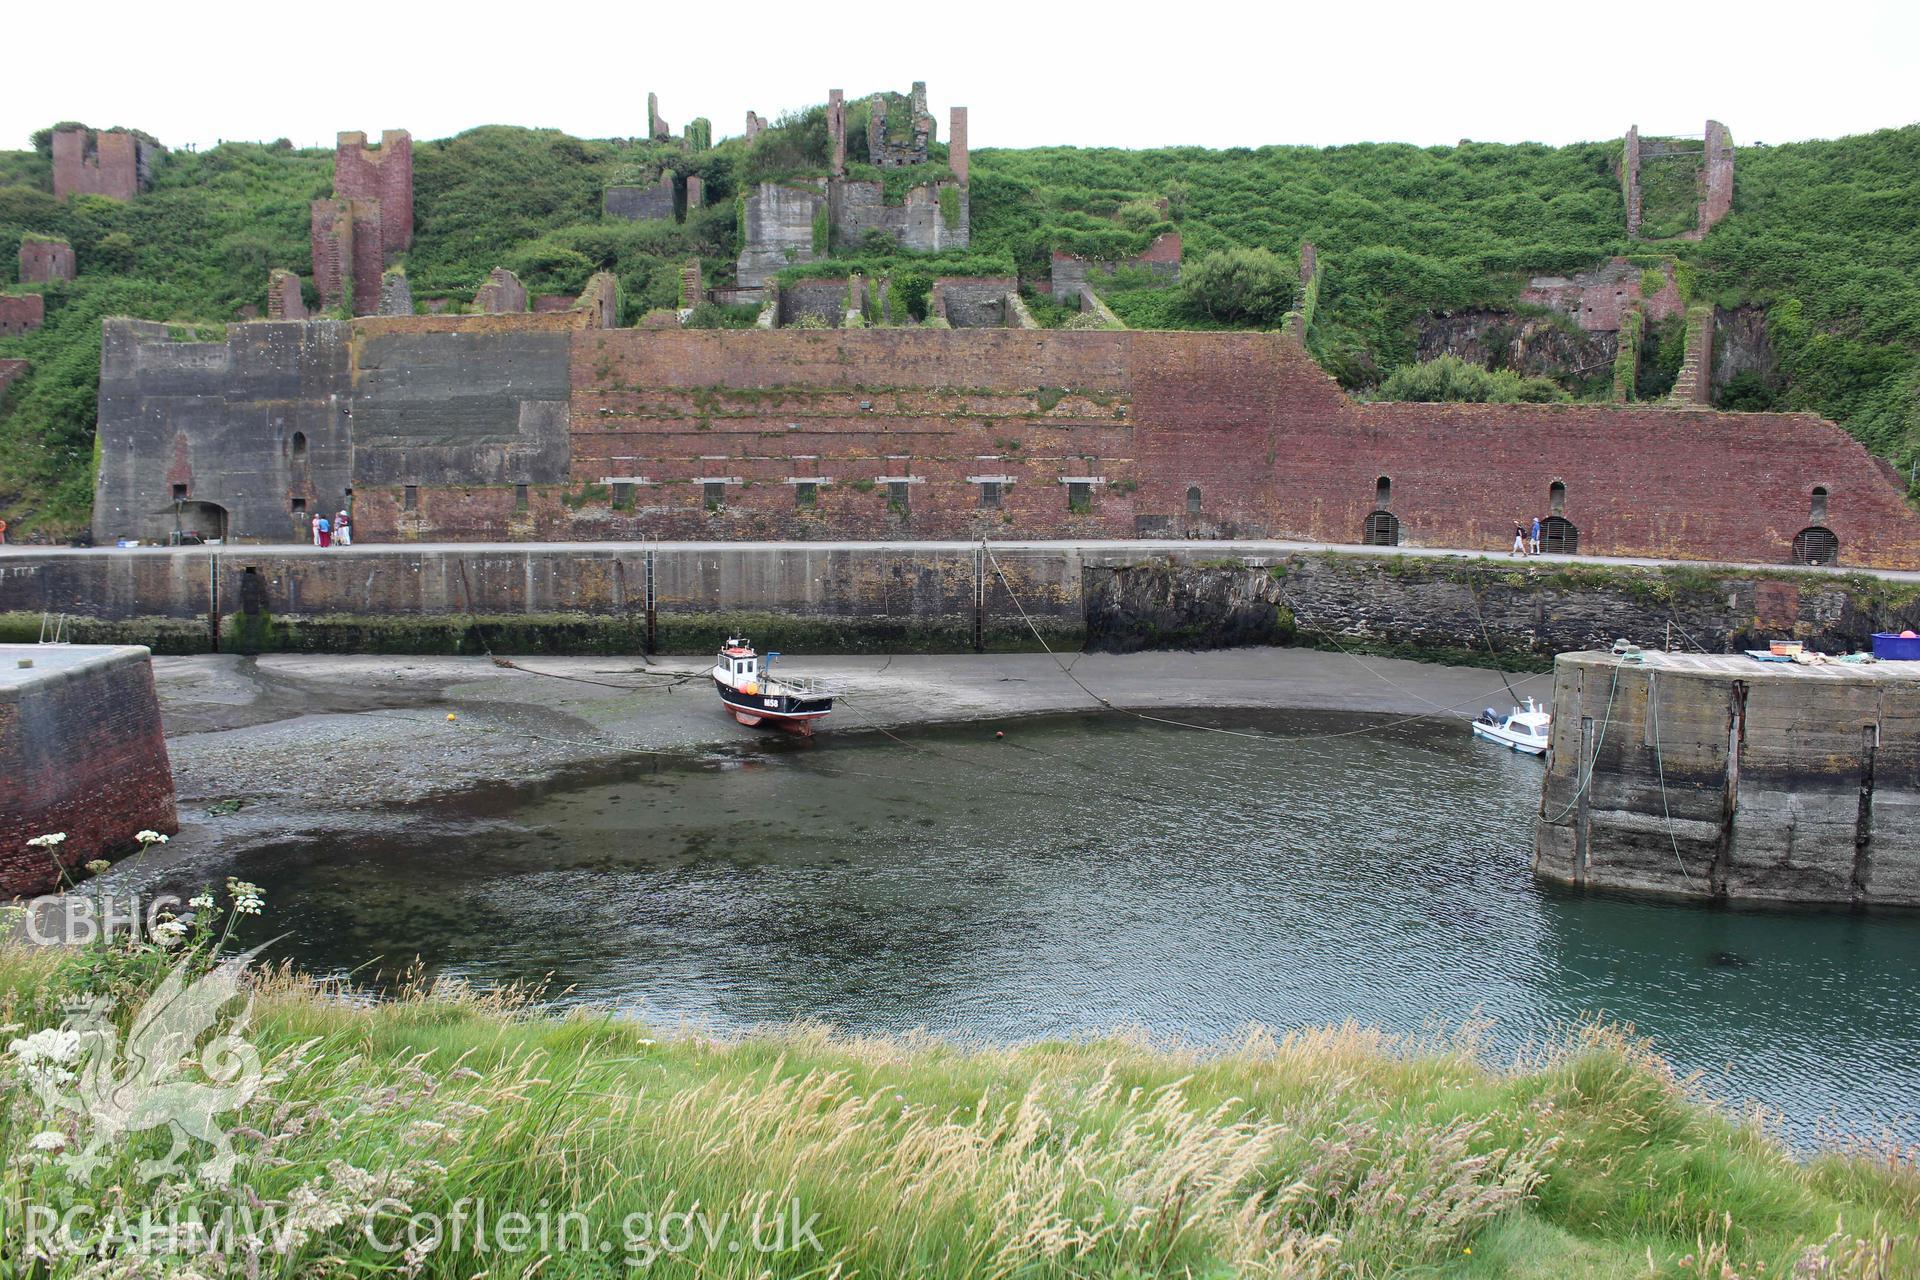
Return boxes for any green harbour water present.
[145,708,1920,1147]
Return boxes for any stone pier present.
[1533,650,1920,905]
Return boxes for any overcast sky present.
[8,0,1916,153]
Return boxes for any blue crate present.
[1871,633,1920,661]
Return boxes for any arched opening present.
[1810,486,1829,523]
[1792,526,1839,566]
[1549,480,1566,515]
[1375,476,1391,507]
[167,500,228,544]
[291,431,308,460]
[1363,510,1400,546]
[1186,485,1202,517]
[1541,515,1579,554]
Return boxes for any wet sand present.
[152,649,1551,850]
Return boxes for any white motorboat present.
[1471,697,1551,756]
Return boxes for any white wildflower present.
[10,1028,82,1088]
[26,833,66,849]
[152,919,189,949]
[135,830,169,845]
[27,1130,67,1152]
[189,893,216,910]
[226,879,265,915]
[10,1027,81,1066]
[83,860,110,875]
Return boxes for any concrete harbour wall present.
[1532,651,1920,905]
[1,645,177,897]
[3,546,1918,660]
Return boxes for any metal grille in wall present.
[1541,516,1579,554]
[1363,511,1400,546]
[1792,525,1839,566]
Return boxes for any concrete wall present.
[1533,650,1920,905]
[1083,553,1920,660]
[932,277,1016,327]
[0,644,176,897]
[738,182,825,288]
[604,174,676,222]
[0,544,1087,655]
[831,180,968,255]
[93,320,353,546]
[8,545,1919,662]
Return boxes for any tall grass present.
[0,926,1913,1278]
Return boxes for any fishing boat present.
[711,638,834,735]
[1471,697,1551,756]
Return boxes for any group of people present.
[309,510,352,547]
[1511,516,1545,556]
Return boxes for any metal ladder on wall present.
[37,611,69,644]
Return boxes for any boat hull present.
[715,680,834,737]
[1471,721,1547,756]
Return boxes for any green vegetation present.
[1179,245,1295,324]
[4,116,1919,528]
[3,922,1916,1279]
[1377,354,1567,404]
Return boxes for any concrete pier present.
[1,645,177,897]
[1533,651,1920,905]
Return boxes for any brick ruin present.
[267,268,307,320]
[0,294,44,336]
[472,267,528,313]
[0,359,28,395]
[91,316,1920,570]
[866,82,934,167]
[1519,258,1684,331]
[309,130,414,315]
[51,128,156,201]
[1049,231,1182,305]
[19,236,75,283]
[735,84,971,293]
[1623,119,1734,241]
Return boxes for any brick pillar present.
[1700,120,1734,233]
[746,111,765,142]
[1623,125,1642,238]
[309,200,352,310]
[649,93,669,140]
[686,174,705,211]
[267,269,307,320]
[949,107,968,185]
[828,90,846,178]
[680,260,702,310]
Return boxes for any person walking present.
[334,510,351,547]
[317,513,331,548]
[1530,515,1542,555]
[310,512,322,547]
[1512,521,1527,557]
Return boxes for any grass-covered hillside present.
[2,115,1917,533]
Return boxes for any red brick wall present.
[1,649,177,898]
[544,329,1920,567]
[0,294,44,336]
[19,238,75,283]
[51,129,144,201]
[0,358,27,394]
